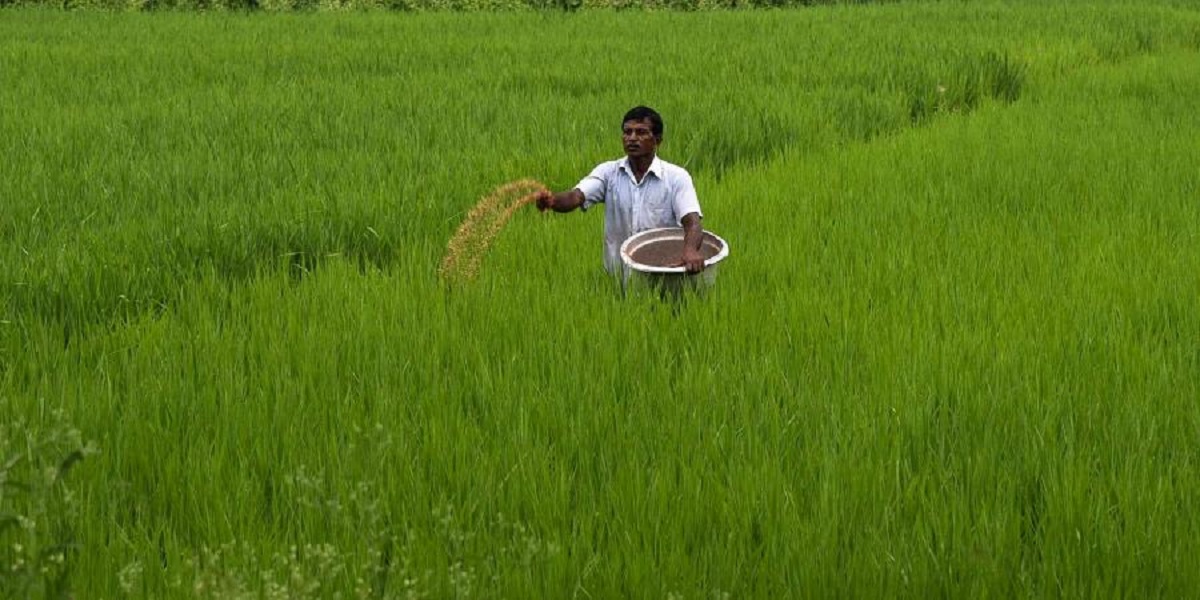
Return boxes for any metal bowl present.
[620,227,730,292]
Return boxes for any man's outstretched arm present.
[535,189,586,213]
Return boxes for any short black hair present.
[622,106,663,139]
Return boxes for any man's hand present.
[680,246,705,274]
[534,189,555,212]
[536,189,586,214]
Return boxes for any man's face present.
[622,118,660,160]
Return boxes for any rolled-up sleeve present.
[575,162,609,212]
[672,171,702,224]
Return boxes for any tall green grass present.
[2,3,1200,597]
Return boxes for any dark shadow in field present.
[676,49,1028,180]
[2,226,396,354]
[621,271,716,318]
[904,50,1026,124]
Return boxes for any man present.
[535,106,706,277]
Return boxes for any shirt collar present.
[619,155,663,180]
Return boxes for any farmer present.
[535,106,706,277]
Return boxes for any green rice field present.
[3,2,1200,597]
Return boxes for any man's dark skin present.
[535,117,706,274]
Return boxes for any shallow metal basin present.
[619,227,730,292]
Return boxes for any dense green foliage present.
[8,0,899,13]
[6,0,1200,14]
[3,3,1200,597]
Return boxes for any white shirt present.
[575,155,703,275]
